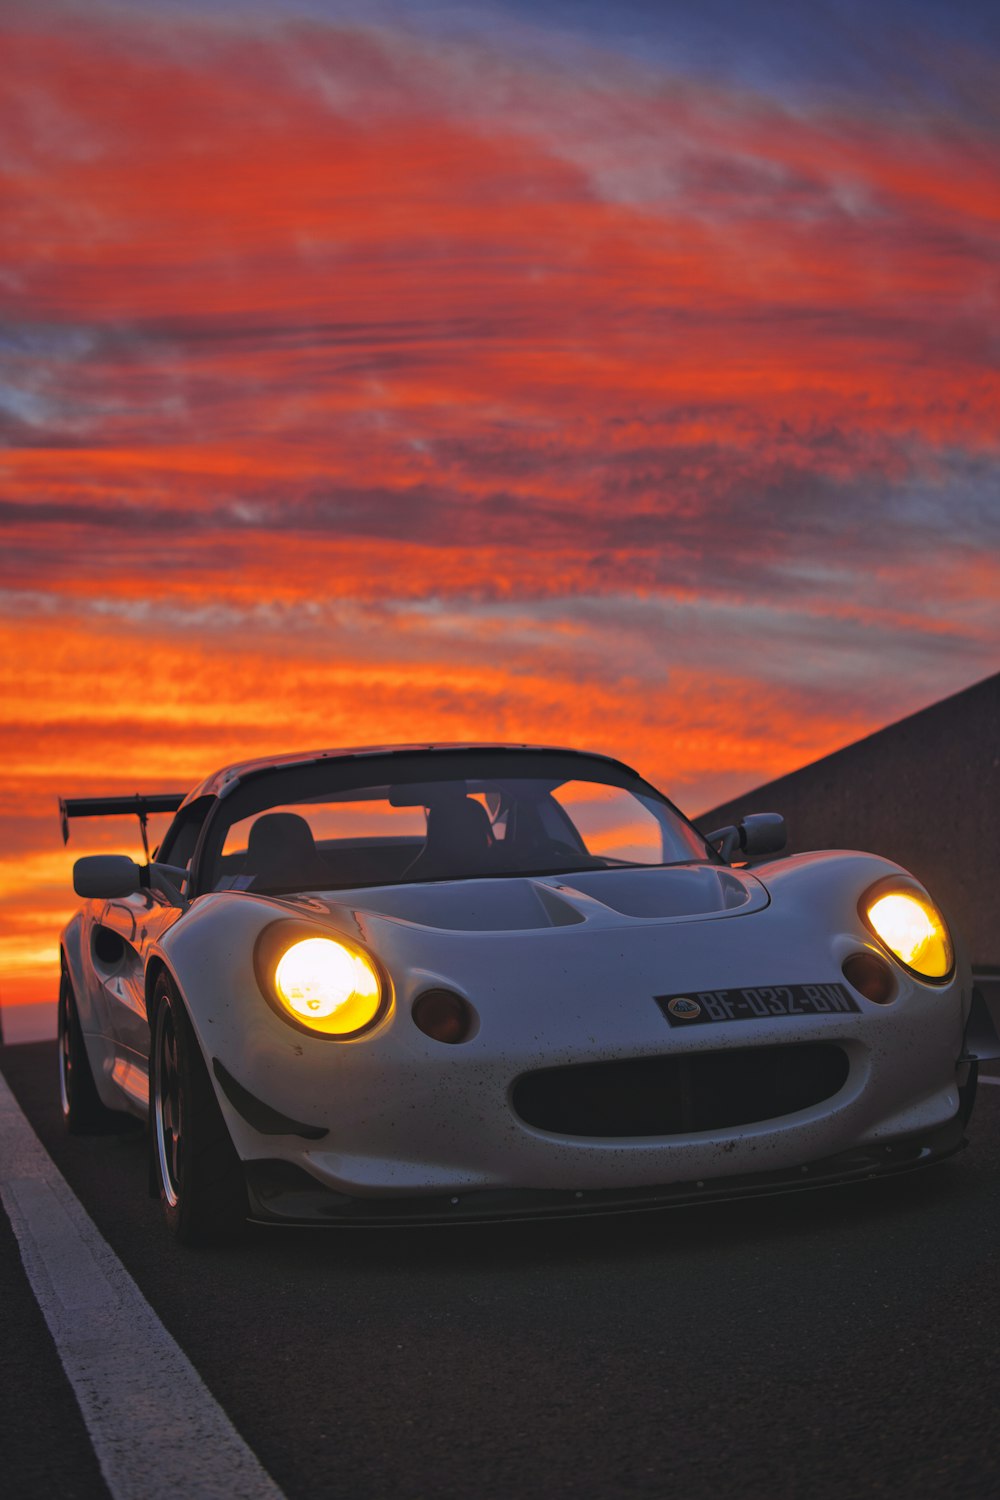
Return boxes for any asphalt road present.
[3,1039,1000,1500]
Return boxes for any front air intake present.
[511,1044,849,1137]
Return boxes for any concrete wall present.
[696,672,1000,969]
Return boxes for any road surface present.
[2,1037,999,1500]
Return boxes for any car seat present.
[404,795,494,881]
[244,812,330,890]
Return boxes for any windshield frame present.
[190,748,718,898]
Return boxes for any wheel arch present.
[144,954,245,1162]
[145,957,175,1198]
[146,947,214,1028]
[144,954,174,1031]
[145,954,214,1068]
[60,914,93,1029]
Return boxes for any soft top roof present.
[181,742,629,806]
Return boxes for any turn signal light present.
[412,989,475,1044]
[842,951,895,1005]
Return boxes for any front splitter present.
[243,1112,967,1227]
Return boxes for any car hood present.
[297,864,768,933]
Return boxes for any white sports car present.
[57,743,997,1244]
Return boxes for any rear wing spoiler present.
[59,793,185,859]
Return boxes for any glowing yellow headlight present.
[274,937,382,1036]
[865,890,953,979]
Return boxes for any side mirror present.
[739,812,786,858]
[73,855,142,899]
[704,812,787,863]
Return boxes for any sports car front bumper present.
[165,860,979,1220]
[243,1111,968,1225]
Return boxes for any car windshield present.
[199,750,711,894]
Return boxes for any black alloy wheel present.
[154,997,183,1209]
[150,972,248,1246]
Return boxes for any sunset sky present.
[2,0,998,1026]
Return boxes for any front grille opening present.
[512,1044,849,1137]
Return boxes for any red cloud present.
[1,9,997,1018]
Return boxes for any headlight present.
[256,924,386,1037]
[862,882,953,981]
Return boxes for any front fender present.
[755,849,973,1027]
[146,892,352,1139]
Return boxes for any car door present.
[98,889,185,1104]
[96,798,213,1108]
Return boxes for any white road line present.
[0,1070,286,1500]
[979,1076,1000,1087]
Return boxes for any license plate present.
[655,983,860,1026]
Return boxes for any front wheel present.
[150,974,247,1245]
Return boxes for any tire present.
[58,969,120,1134]
[150,973,248,1246]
